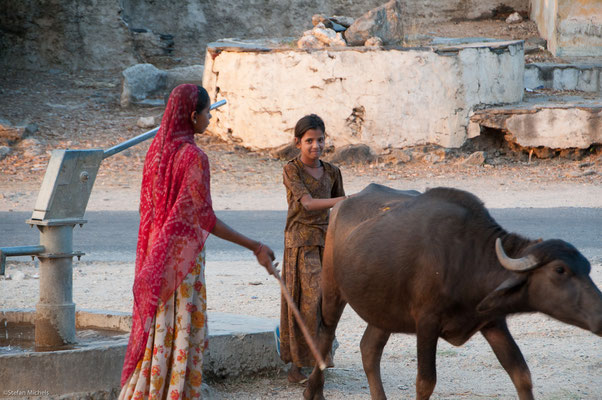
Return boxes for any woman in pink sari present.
[119,84,275,399]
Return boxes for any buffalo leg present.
[415,317,440,400]
[303,288,346,399]
[360,324,391,400]
[481,319,534,400]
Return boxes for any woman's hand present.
[254,242,277,275]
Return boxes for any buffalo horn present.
[495,238,539,272]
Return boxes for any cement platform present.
[470,92,601,149]
[0,309,282,398]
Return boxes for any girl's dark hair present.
[294,114,325,139]
[196,85,210,113]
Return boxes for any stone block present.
[120,63,167,108]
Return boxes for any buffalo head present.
[478,238,602,336]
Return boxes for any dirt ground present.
[1,18,601,400]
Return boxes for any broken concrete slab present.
[470,94,601,149]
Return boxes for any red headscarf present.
[121,84,217,386]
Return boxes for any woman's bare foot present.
[287,364,308,384]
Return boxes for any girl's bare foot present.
[287,364,308,384]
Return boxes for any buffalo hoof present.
[303,387,325,400]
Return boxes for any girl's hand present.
[254,242,277,275]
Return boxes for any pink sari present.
[121,84,216,387]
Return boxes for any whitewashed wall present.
[530,0,602,57]
[203,40,524,150]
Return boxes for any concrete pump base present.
[0,309,282,398]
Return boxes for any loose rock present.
[330,15,355,28]
[506,12,523,24]
[344,0,404,46]
[326,143,375,164]
[364,36,384,47]
[297,34,324,49]
[312,14,333,30]
[299,23,347,48]
[120,63,167,108]
[463,151,487,165]
[137,116,157,129]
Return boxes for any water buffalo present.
[304,183,602,400]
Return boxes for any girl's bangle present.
[254,242,263,256]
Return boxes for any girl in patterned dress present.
[280,114,348,383]
[119,84,275,399]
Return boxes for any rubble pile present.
[297,0,403,49]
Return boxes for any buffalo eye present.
[555,266,566,275]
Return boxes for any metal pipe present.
[35,224,76,348]
[102,99,227,159]
[0,245,45,275]
[210,99,227,110]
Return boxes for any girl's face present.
[296,128,325,163]
[191,105,211,134]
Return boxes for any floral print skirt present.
[120,249,208,400]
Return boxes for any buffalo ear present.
[477,275,527,314]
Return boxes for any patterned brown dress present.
[281,157,345,367]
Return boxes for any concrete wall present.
[525,62,602,92]
[0,0,529,72]
[202,40,524,150]
[531,0,602,57]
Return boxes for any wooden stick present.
[270,262,327,371]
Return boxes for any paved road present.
[1,208,600,264]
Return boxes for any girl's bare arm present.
[300,194,347,211]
